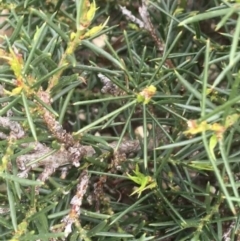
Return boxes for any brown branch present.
[120,2,175,68]
[61,170,89,237]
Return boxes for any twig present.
[120,1,174,68]
[61,170,89,237]
[222,221,235,241]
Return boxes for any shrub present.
[0,0,240,240]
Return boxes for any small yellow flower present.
[137,85,157,104]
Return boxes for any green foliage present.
[0,0,240,240]
[127,164,157,198]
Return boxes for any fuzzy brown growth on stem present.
[37,89,94,168]
[138,3,164,53]
[37,90,76,148]
[98,73,124,96]
[61,170,89,237]
[120,2,174,68]
[0,117,25,139]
